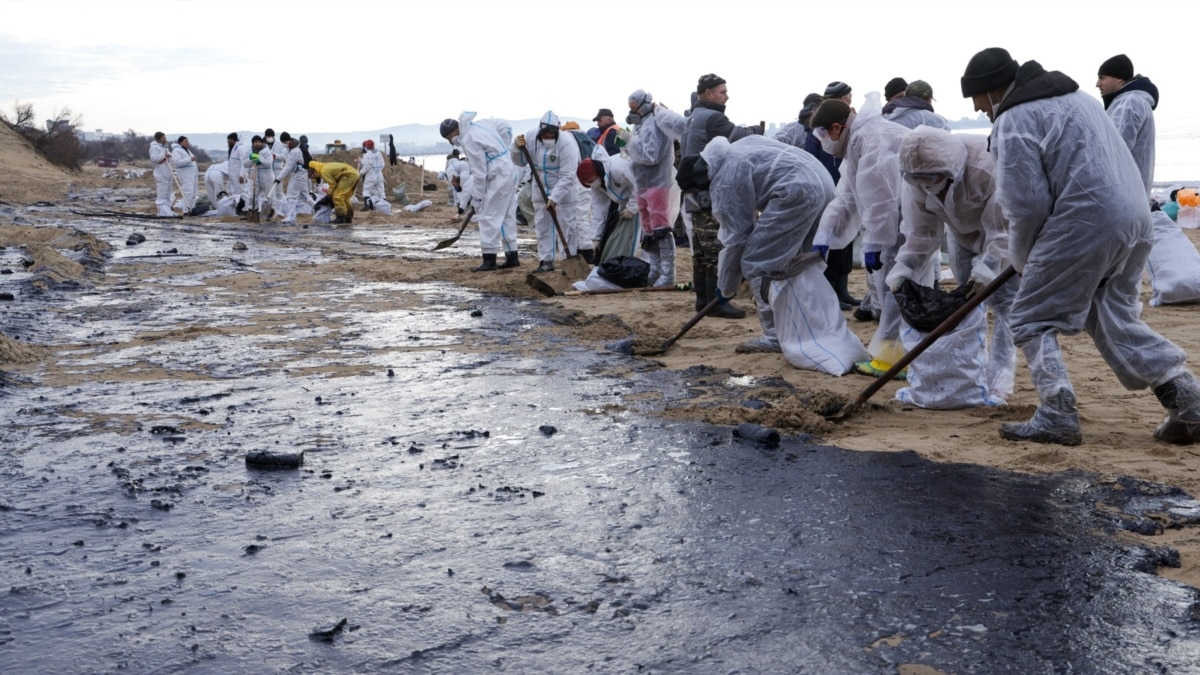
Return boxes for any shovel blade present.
[431,236,459,251]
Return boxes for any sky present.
[2,0,1198,137]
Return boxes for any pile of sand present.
[0,123,76,203]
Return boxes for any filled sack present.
[773,265,870,376]
[1148,210,1200,306]
[895,304,1003,409]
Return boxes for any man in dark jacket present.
[679,73,765,319]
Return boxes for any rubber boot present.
[473,253,498,272]
[835,273,860,307]
[705,268,746,319]
[534,260,555,274]
[1154,372,1200,444]
[652,237,676,288]
[498,251,520,269]
[999,333,1082,446]
[580,248,596,265]
[693,266,708,312]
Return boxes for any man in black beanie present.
[679,73,766,319]
[960,47,1200,447]
[1097,53,1160,195]
[884,77,908,103]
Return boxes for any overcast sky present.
[2,0,1196,135]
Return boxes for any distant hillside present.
[184,117,593,157]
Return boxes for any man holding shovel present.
[511,111,582,274]
[440,113,520,271]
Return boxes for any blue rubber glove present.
[864,250,883,272]
[813,244,829,259]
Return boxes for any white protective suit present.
[884,104,951,131]
[242,146,275,211]
[992,85,1186,391]
[704,135,868,374]
[457,112,519,256]
[445,156,473,214]
[149,140,175,216]
[360,147,387,203]
[280,144,312,223]
[772,121,807,149]
[814,92,910,366]
[204,161,230,206]
[169,143,197,210]
[511,111,580,263]
[889,126,1018,401]
[626,98,681,286]
[228,140,250,206]
[1106,80,1157,196]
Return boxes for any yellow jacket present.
[308,160,360,184]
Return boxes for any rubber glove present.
[273,179,281,185]
[250,153,260,165]
[863,250,882,272]
[889,275,908,292]
[615,128,632,147]
[970,258,998,286]
[514,135,526,148]
[813,244,829,259]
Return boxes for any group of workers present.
[150,128,389,225]
[439,47,1200,448]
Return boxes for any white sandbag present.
[404,199,433,213]
[364,197,393,215]
[772,265,870,376]
[1148,210,1200,306]
[312,204,334,224]
[215,195,239,217]
[1177,206,1200,229]
[895,305,1003,409]
[571,266,625,292]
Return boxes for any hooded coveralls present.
[360,148,387,204]
[149,140,174,216]
[308,161,360,220]
[511,111,581,263]
[170,143,197,210]
[626,106,680,287]
[888,126,1017,400]
[456,112,519,256]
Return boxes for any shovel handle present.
[657,297,721,354]
[846,265,1018,411]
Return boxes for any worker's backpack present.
[569,130,599,161]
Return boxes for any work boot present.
[735,335,782,354]
[534,260,555,274]
[580,248,596,265]
[1154,373,1200,444]
[852,306,876,322]
[693,266,708,312]
[498,251,520,269]
[473,253,498,272]
[835,273,860,307]
[332,215,349,225]
[705,268,745,319]
[999,387,1083,446]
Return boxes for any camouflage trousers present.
[690,209,722,271]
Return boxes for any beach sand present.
[5,121,1200,588]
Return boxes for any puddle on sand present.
[3,206,1200,672]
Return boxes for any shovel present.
[635,297,721,357]
[431,206,476,251]
[826,265,1018,421]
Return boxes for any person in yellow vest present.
[307,160,361,224]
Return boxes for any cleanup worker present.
[307,160,360,225]
[276,132,311,224]
[887,125,1017,402]
[811,92,910,379]
[512,111,581,274]
[359,139,387,208]
[625,89,679,287]
[169,136,197,211]
[676,136,869,374]
[242,135,274,213]
[149,132,175,216]
[440,113,520,270]
[962,46,1200,445]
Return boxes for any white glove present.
[616,128,632,145]
[970,258,999,286]
[885,261,915,292]
[620,205,637,220]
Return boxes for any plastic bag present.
[893,279,976,333]
[364,197,393,215]
[572,266,625,292]
[895,305,1003,409]
[312,204,334,224]
[773,266,870,375]
[1148,209,1200,306]
[597,255,650,289]
[404,199,433,213]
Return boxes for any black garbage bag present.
[893,279,977,333]
[597,255,650,289]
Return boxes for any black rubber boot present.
[693,266,708,312]
[999,387,1083,446]
[580,248,596,265]
[705,268,746,319]
[835,273,860,306]
[498,251,520,269]
[332,215,349,225]
[474,253,498,272]
[534,260,555,274]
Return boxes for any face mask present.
[817,130,838,155]
[450,135,462,147]
[266,136,274,144]
[626,112,642,126]
[539,135,557,146]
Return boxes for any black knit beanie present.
[961,47,1019,97]
[1098,54,1134,81]
[884,77,908,100]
